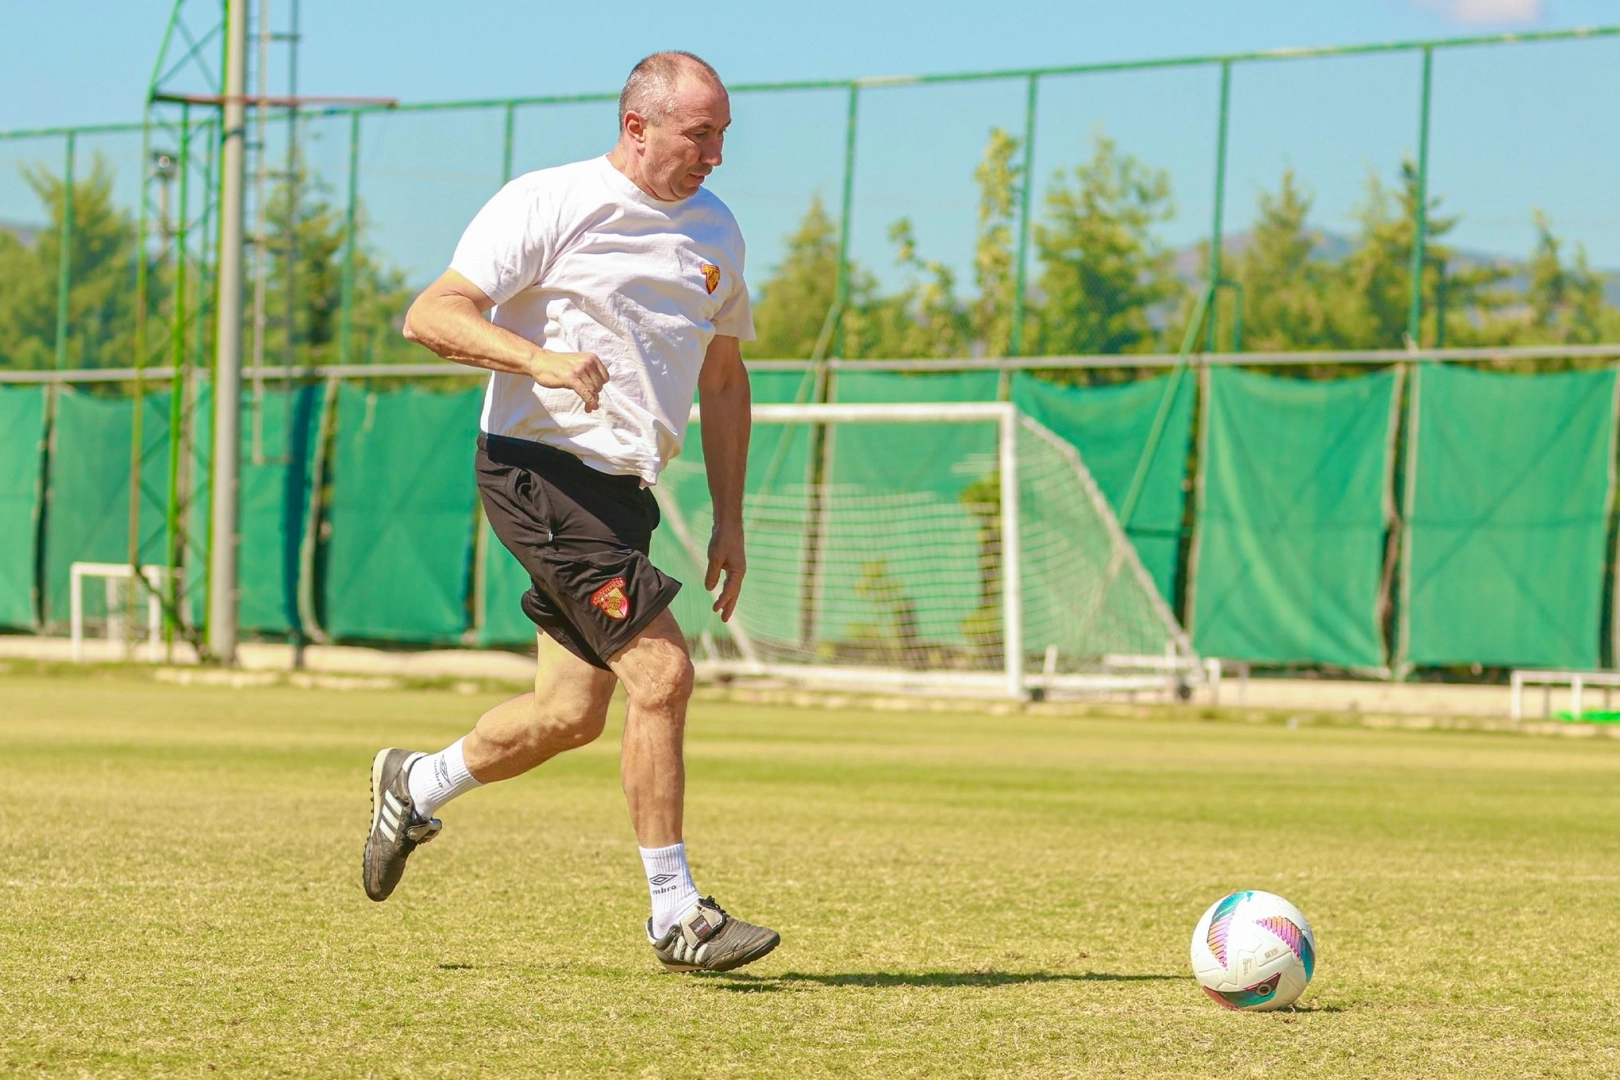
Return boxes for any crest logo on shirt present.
[591,577,631,621]
[701,262,721,295]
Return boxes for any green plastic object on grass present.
[1556,711,1620,724]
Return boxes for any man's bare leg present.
[362,634,617,902]
[607,609,694,848]
[607,608,778,968]
[460,633,619,782]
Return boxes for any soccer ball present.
[1190,890,1316,1011]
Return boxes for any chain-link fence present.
[6,27,1620,381]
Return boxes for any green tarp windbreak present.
[323,384,482,644]
[1189,367,1400,669]
[0,386,47,629]
[1399,363,1618,670]
[42,388,173,630]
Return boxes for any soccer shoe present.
[362,747,441,902]
[649,896,780,973]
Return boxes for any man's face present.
[634,77,730,201]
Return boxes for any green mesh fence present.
[1009,372,1193,604]
[1400,365,1618,670]
[0,386,46,629]
[323,384,481,644]
[240,386,326,635]
[42,388,171,629]
[1190,368,1399,668]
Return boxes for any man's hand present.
[528,350,610,412]
[403,269,610,411]
[705,522,746,622]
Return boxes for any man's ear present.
[623,111,648,146]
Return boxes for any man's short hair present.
[618,52,722,127]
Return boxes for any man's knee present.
[540,704,609,749]
[529,677,613,750]
[622,645,694,714]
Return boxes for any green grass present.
[5,672,1620,1078]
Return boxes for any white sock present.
[406,738,482,822]
[640,842,701,939]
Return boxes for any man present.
[362,51,778,975]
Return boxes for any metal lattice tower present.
[136,0,227,659]
[138,0,310,661]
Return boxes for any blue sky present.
[3,0,1617,288]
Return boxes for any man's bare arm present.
[402,269,610,411]
[697,334,750,622]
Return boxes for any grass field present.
[5,669,1620,1078]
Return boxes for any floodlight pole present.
[208,0,248,664]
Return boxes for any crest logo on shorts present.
[591,577,631,621]
[701,262,721,295]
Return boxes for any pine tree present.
[1232,171,1334,351]
[0,156,149,371]
[749,195,842,360]
[1333,161,1506,349]
[255,166,412,367]
[1030,133,1179,357]
[1519,211,1608,346]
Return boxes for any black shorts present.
[477,434,682,670]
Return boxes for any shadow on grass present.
[698,970,1192,992]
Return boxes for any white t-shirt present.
[449,155,754,484]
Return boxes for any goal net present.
[653,402,1197,698]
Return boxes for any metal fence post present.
[502,102,516,182]
[1207,59,1232,353]
[54,131,75,371]
[1007,73,1040,361]
[1000,73,1041,402]
[1407,46,1433,348]
[164,107,193,638]
[829,83,860,361]
[339,109,361,366]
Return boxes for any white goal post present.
[659,401,1200,700]
[69,562,178,663]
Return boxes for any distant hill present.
[1176,229,1620,310]
[0,219,41,247]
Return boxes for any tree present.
[1230,171,1335,351]
[1333,161,1506,349]
[0,156,412,373]
[863,217,968,359]
[972,127,1023,358]
[254,165,412,368]
[749,195,842,360]
[1518,211,1609,346]
[1030,133,1180,357]
[0,155,151,371]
